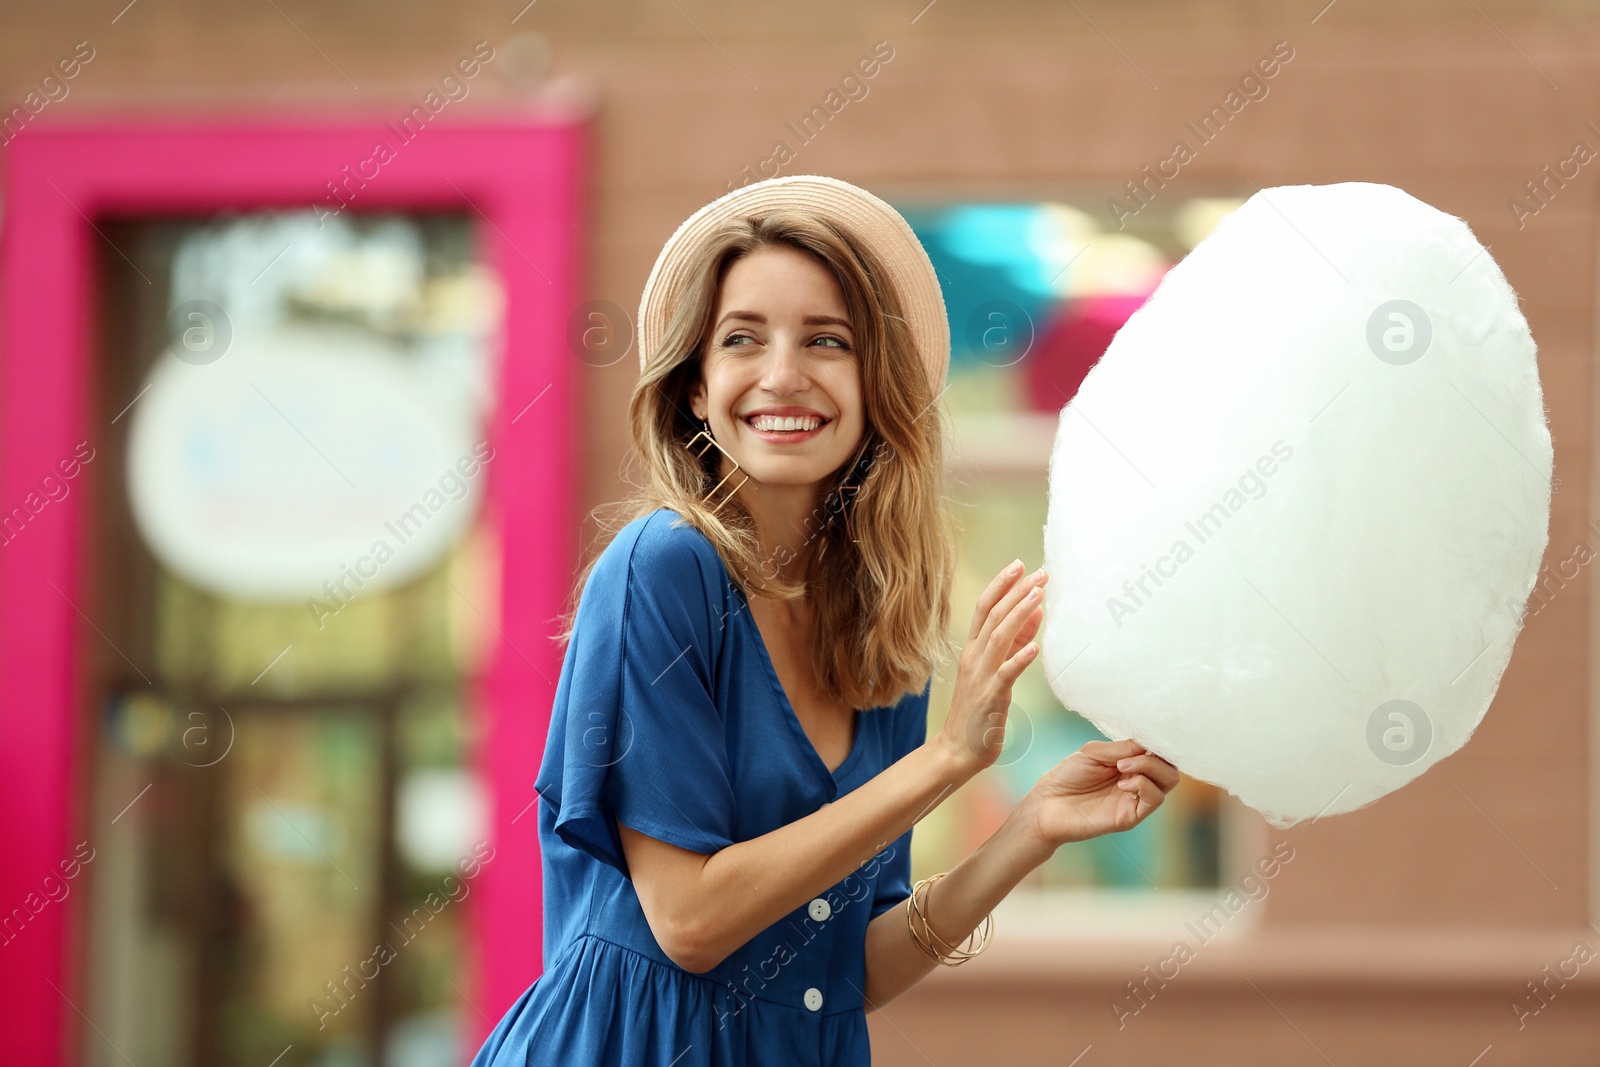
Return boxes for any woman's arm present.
[620,735,976,973]
[861,739,1182,1009]
[618,559,1048,975]
[860,791,1053,1010]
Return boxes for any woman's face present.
[688,244,865,500]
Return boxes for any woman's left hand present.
[1022,739,1181,849]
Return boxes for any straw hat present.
[637,174,950,396]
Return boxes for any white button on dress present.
[804,987,824,1012]
[807,897,832,922]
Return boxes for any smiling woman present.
[688,245,868,538]
[610,194,956,712]
[472,175,1178,1067]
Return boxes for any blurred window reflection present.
[894,194,1249,930]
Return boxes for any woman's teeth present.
[748,415,823,432]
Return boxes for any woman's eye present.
[718,332,850,350]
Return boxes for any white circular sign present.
[126,322,489,602]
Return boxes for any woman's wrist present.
[915,743,1058,868]
[921,790,1054,938]
[1003,788,1061,868]
[924,730,984,788]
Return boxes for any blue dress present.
[471,507,932,1067]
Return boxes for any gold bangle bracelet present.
[905,877,945,963]
[908,874,992,965]
[904,872,993,966]
[914,876,992,962]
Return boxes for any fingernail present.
[1008,559,1022,574]
[1117,759,1132,769]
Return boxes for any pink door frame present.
[0,113,583,1064]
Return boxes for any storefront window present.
[893,194,1249,925]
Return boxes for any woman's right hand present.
[934,559,1048,778]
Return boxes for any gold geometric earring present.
[686,416,750,508]
[830,436,873,544]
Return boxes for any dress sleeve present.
[868,678,934,921]
[534,515,737,880]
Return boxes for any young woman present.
[470,175,1179,1066]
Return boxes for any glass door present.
[82,210,500,1067]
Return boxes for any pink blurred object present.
[1024,287,1160,412]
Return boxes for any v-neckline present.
[732,583,868,783]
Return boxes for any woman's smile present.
[740,405,834,443]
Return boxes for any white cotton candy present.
[1038,181,1552,828]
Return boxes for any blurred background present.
[0,1,1594,1064]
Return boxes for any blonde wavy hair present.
[555,209,956,710]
